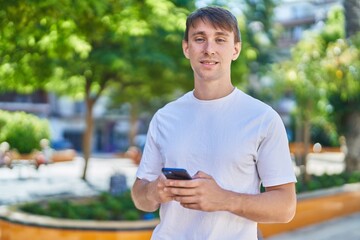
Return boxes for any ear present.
[232,42,241,61]
[182,40,190,59]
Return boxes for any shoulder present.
[234,89,285,136]
[156,91,194,116]
[234,89,278,117]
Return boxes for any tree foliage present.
[243,0,278,66]
[270,5,360,175]
[0,0,193,179]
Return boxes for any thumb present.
[159,174,167,181]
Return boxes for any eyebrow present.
[191,31,230,37]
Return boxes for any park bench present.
[289,142,341,155]
[9,149,76,169]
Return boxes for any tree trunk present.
[303,118,311,183]
[81,97,95,181]
[344,111,360,172]
[343,0,360,172]
[344,0,360,38]
[128,102,139,147]
[294,118,304,166]
[294,115,311,183]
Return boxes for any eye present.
[216,38,226,43]
[195,37,205,43]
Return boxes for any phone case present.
[162,168,192,180]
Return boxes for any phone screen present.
[162,168,192,180]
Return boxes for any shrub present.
[296,171,360,193]
[0,110,11,139]
[0,110,50,154]
[19,190,157,221]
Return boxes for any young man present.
[131,6,297,240]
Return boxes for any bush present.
[0,110,11,136]
[296,171,360,193]
[19,190,157,221]
[0,110,50,154]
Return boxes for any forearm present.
[131,178,160,212]
[166,172,296,222]
[225,183,296,223]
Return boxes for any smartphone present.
[162,168,192,180]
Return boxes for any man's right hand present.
[148,174,176,204]
[132,175,177,212]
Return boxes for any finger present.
[193,171,212,179]
[174,196,197,204]
[158,174,167,183]
[162,187,178,196]
[166,186,196,196]
[159,189,176,202]
[165,179,197,188]
[181,203,199,210]
[156,175,168,188]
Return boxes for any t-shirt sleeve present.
[256,109,297,187]
[136,114,164,181]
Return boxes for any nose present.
[203,41,215,55]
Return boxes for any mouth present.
[200,60,219,65]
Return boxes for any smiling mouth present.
[200,60,219,65]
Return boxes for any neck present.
[193,82,235,100]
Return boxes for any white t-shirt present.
[136,88,296,240]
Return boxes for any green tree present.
[0,0,191,180]
[240,0,280,101]
[344,0,360,38]
[270,6,345,182]
[271,5,360,178]
[270,33,330,182]
[325,38,360,172]
[106,23,195,146]
[243,0,278,66]
[0,1,60,93]
[322,0,360,172]
[333,0,360,171]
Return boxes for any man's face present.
[182,19,241,83]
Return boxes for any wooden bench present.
[9,149,76,168]
[51,149,77,163]
[289,142,341,155]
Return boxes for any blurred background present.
[0,0,359,239]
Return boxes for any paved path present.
[266,212,360,240]
[0,156,138,205]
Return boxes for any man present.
[131,6,296,240]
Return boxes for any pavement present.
[266,212,360,240]
[0,155,138,205]
[0,152,359,240]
